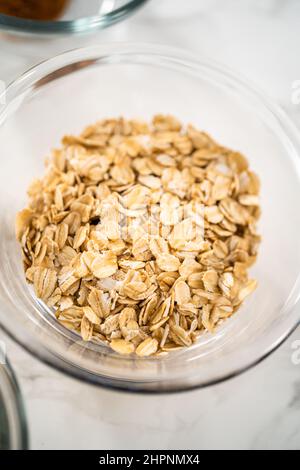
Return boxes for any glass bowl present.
[0,0,147,35]
[0,359,28,449]
[0,43,299,393]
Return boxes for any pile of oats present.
[16,115,261,357]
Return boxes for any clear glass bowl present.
[0,43,300,393]
[0,0,147,35]
[0,359,28,449]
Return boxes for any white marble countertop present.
[1,0,300,450]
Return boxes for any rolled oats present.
[136,338,159,356]
[110,339,135,355]
[16,115,260,357]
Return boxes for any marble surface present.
[1,0,300,450]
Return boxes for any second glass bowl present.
[0,43,300,392]
[0,0,148,35]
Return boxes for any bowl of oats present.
[0,44,299,392]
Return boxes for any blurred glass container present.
[0,0,148,35]
[0,358,28,449]
[0,43,300,393]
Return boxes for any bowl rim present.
[0,42,300,393]
[0,358,29,449]
[0,0,148,35]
